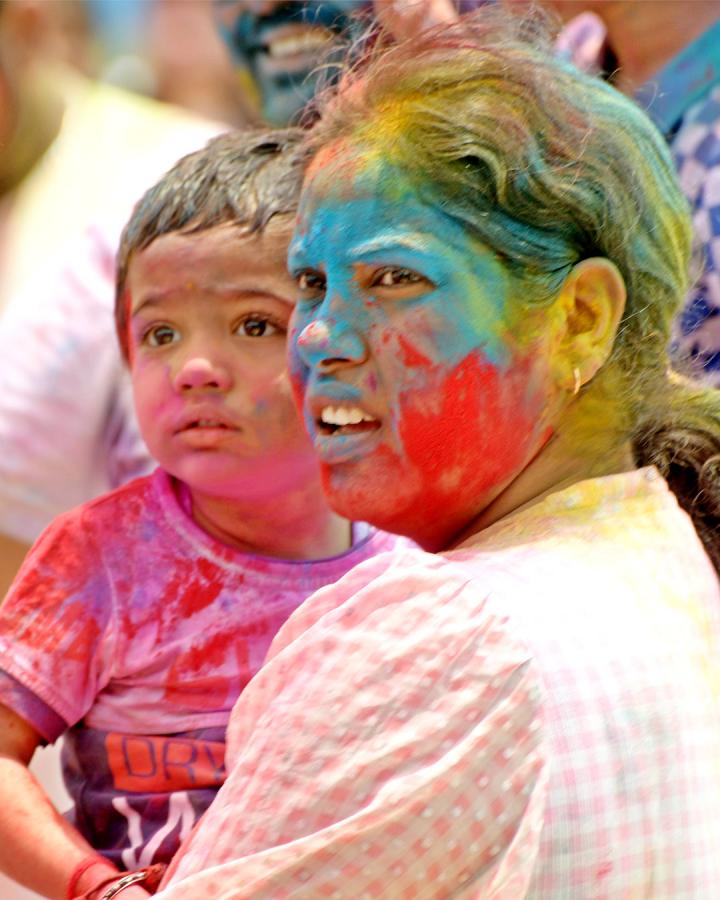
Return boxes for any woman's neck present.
[449,387,635,548]
[186,479,353,561]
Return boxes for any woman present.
[157,10,720,898]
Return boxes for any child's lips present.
[177,426,237,450]
[173,409,240,436]
[183,419,231,431]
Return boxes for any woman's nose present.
[295,317,368,372]
[173,356,232,393]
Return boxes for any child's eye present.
[144,324,179,347]
[296,269,326,296]
[236,316,282,338]
[373,267,426,288]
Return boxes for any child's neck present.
[185,480,353,561]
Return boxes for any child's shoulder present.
[47,469,161,540]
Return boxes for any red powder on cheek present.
[319,352,544,548]
[395,353,540,540]
[397,334,433,368]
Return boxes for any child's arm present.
[0,704,150,899]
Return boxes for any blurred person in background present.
[0,0,224,311]
[215,0,464,125]
[0,0,90,304]
[90,0,254,127]
[215,0,374,125]
[146,0,257,126]
[540,0,720,386]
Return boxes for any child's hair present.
[115,127,304,360]
[303,7,720,571]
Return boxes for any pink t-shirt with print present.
[0,467,403,868]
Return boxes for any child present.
[0,129,402,900]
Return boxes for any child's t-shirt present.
[0,468,403,869]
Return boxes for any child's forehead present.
[126,217,297,311]
[131,217,295,270]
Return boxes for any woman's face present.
[289,147,566,549]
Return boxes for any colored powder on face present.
[396,350,543,529]
[315,344,549,549]
[397,333,433,368]
[292,146,565,547]
[295,148,524,367]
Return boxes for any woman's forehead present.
[304,138,376,197]
[303,144,434,223]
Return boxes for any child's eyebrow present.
[131,287,297,318]
[131,295,168,317]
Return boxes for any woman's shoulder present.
[263,545,515,667]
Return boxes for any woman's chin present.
[319,455,430,540]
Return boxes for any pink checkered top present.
[159,468,720,898]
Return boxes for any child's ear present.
[556,257,626,392]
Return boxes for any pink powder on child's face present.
[127,221,319,504]
[288,150,561,549]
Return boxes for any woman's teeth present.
[320,406,377,427]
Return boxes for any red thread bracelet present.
[67,857,113,900]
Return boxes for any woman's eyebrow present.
[348,233,432,259]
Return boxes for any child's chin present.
[167,456,239,492]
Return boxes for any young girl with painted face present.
[0,130,403,900]
[155,11,720,899]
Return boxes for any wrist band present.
[98,864,167,900]
[99,870,150,899]
[67,858,111,900]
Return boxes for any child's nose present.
[174,356,232,393]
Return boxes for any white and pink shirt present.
[159,469,720,898]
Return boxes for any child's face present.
[127,219,318,504]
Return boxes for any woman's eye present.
[296,270,326,294]
[237,316,281,338]
[374,267,424,288]
[144,324,179,347]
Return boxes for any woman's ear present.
[557,257,626,391]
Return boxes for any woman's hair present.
[116,127,304,360]
[304,7,720,570]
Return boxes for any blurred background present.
[7,0,258,124]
